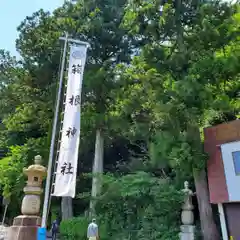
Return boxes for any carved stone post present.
[179,181,195,240]
[8,155,47,240]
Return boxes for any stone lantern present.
[21,155,47,215]
[179,181,195,240]
[8,155,47,240]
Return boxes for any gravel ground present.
[47,232,60,239]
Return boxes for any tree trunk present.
[89,129,104,217]
[193,169,220,240]
[61,197,73,220]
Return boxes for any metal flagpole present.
[40,0,71,231]
[41,31,69,230]
[37,33,68,239]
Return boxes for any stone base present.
[179,232,195,240]
[179,225,195,240]
[7,215,41,240]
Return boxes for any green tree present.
[110,1,239,239]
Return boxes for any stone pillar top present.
[182,181,193,196]
[34,155,42,165]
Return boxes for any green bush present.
[95,172,183,240]
[60,217,88,240]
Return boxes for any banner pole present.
[41,32,69,232]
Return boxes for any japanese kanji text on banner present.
[52,45,87,198]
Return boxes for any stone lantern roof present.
[23,155,47,176]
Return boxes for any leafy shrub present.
[95,172,183,240]
[60,217,88,240]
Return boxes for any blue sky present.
[0,0,232,58]
[0,0,63,58]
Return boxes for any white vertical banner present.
[52,45,87,198]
